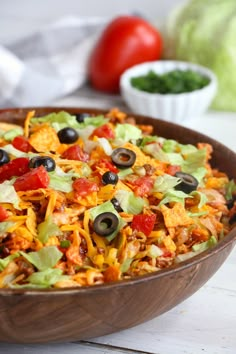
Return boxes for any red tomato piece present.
[92,158,119,174]
[13,165,49,192]
[131,214,156,236]
[72,178,99,197]
[165,165,181,176]
[0,205,8,222]
[12,135,32,152]
[132,176,154,197]
[91,124,115,139]
[0,157,30,184]
[88,16,163,92]
[61,145,89,162]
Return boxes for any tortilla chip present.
[29,125,60,152]
[161,203,194,228]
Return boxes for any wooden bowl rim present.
[0,106,235,296]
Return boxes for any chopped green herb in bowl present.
[120,60,217,123]
[130,69,210,94]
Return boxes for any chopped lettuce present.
[0,221,15,235]
[115,190,147,215]
[26,268,68,287]
[225,179,236,200]
[118,168,133,179]
[0,182,20,209]
[166,152,184,166]
[0,253,20,271]
[115,124,142,143]
[147,244,163,258]
[3,128,23,141]
[190,190,208,208]
[153,174,180,193]
[2,144,27,158]
[37,216,62,244]
[178,143,198,155]
[160,189,191,206]
[191,167,207,184]
[97,137,113,156]
[143,143,169,162]
[31,111,80,131]
[20,246,63,271]
[162,139,178,153]
[192,236,217,252]
[81,115,108,128]
[49,171,73,193]
[89,201,126,241]
[182,148,207,174]
[138,136,158,147]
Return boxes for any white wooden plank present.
[0,342,139,354]
[90,248,236,354]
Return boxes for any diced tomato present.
[132,176,154,197]
[131,214,156,236]
[72,178,98,197]
[0,157,30,184]
[91,124,115,139]
[92,158,119,173]
[12,135,32,153]
[13,165,49,192]
[0,205,8,222]
[61,145,89,162]
[165,165,181,176]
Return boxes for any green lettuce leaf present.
[2,144,27,158]
[0,253,20,271]
[182,148,207,174]
[192,235,217,252]
[143,143,169,162]
[225,179,236,200]
[160,189,191,205]
[190,190,208,208]
[115,190,147,215]
[37,216,62,244]
[31,111,80,131]
[3,128,23,141]
[0,182,21,209]
[49,171,73,193]
[26,268,68,287]
[115,124,142,142]
[20,246,63,271]
[0,221,15,236]
[153,174,180,193]
[162,139,178,153]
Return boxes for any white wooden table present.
[0,86,236,354]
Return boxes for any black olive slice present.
[111,148,136,169]
[57,127,79,144]
[0,149,10,166]
[174,171,199,194]
[93,212,119,237]
[111,198,123,212]
[102,171,118,185]
[75,113,90,123]
[29,156,56,172]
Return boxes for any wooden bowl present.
[0,107,235,344]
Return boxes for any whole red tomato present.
[88,16,163,93]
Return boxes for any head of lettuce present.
[165,0,236,111]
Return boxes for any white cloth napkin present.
[0,17,107,108]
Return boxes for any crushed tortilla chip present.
[29,124,60,152]
[161,203,194,228]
